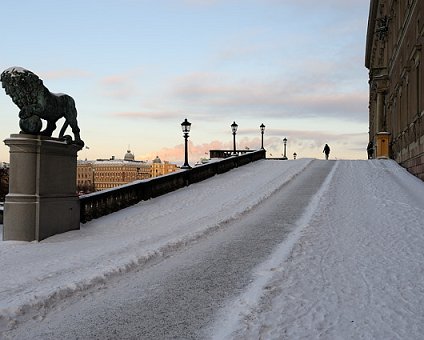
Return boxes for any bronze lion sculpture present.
[1,67,84,147]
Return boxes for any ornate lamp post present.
[231,121,238,155]
[181,118,192,169]
[260,123,265,149]
[282,137,288,160]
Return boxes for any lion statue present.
[1,67,84,147]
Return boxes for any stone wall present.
[366,0,424,179]
[80,149,266,223]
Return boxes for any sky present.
[0,0,371,163]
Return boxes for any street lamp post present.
[282,137,288,160]
[181,118,192,169]
[260,123,265,149]
[231,121,238,155]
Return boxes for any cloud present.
[287,93,368,117]
[139,140,233,163]
[98,74,140,100]
[112,111,183,120]
[111,109,214,123]
[97,69,145,100]
[213,26,271,63]
[102,75,128,85]
[89,0,368,127]
[41,69,92,80]
[138,127,368,163]
[169,71,367,121]
[240,128,366,144]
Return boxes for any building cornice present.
[365,0,379,69]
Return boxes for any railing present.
[79,149,266,223]
[209,149,257,158]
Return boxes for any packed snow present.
[214,160,424,339]
[1,158,424,339]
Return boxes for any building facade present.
[76,161,95,193]
[366,0,424,180]
[151,156,179,178]
[77,151,178,192]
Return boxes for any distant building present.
[93,153,151,191]
[77,160,95,193]
[151,156,178,178]
[366,0,424,180]
[77,151,178,192]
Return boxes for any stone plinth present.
[3,134,80,241]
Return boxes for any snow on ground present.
[0,158,312,332]
[214,160,424,339]
[1,158,424,339]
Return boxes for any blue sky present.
[0,0,370,163]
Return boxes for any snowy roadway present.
[1,159,424,339]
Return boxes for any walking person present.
[323,144,330,160]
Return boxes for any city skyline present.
[0,0,370,163]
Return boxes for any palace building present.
[77,151,179,192]
[366,0,424,180]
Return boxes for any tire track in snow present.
[0,159,314,334]
[211,160,337,340]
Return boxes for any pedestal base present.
[3,134,80,241]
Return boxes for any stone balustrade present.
[80,149,266,223]
[209,149,256,158]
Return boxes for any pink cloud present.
[98,69,145,100]
[139,140,234,163]
[101,75,129,85]
[99,75,138,99]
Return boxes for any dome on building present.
[124,150,135,161]
[153,156,162,164]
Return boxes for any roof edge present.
[365,0,379,69]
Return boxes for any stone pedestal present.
[3,134,80,241]
[376,132,391,159]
